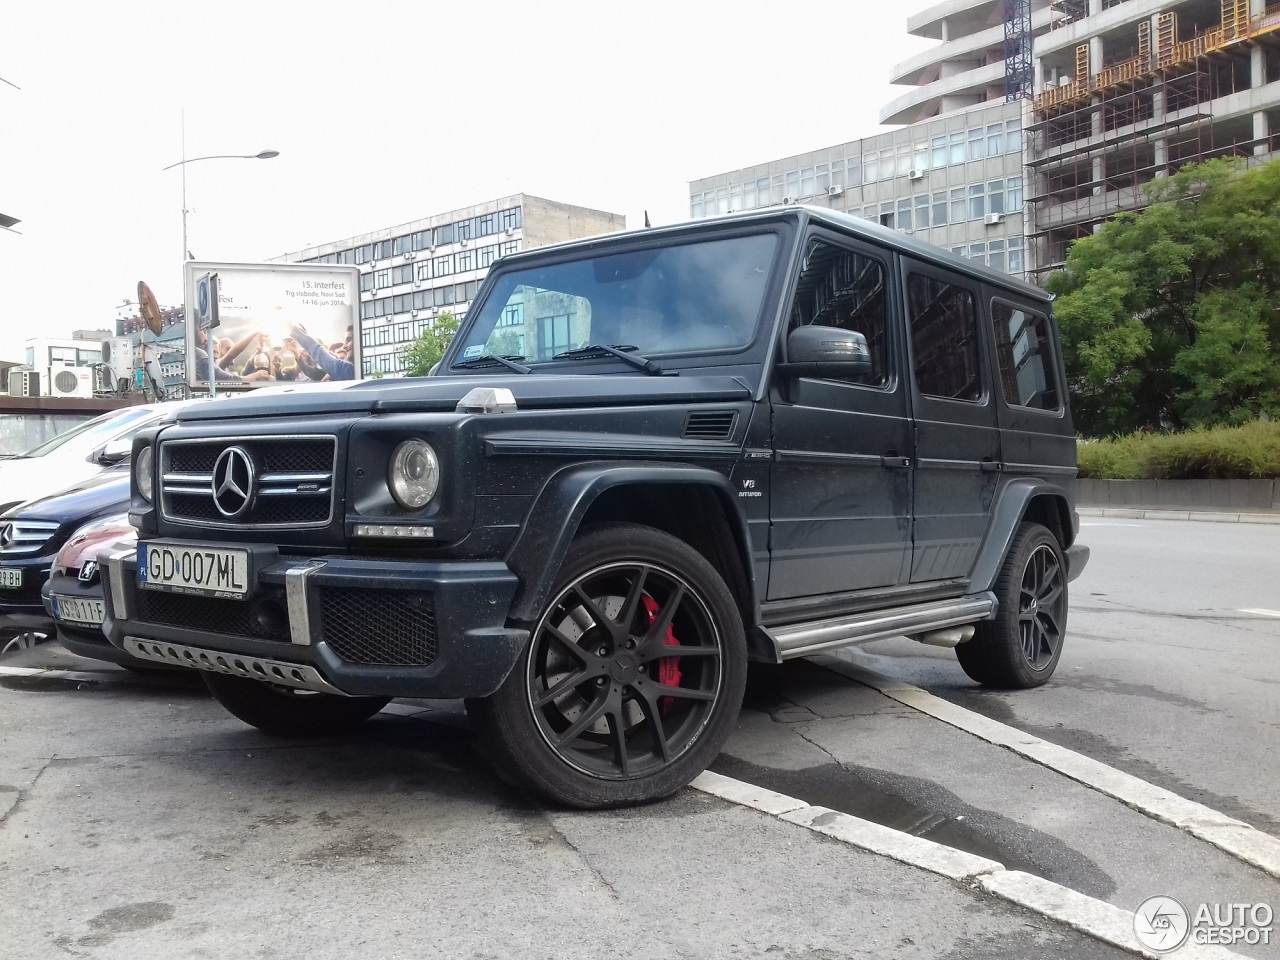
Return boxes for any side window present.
[907,274,981,402]
[789,240,889,386]
[991,301,1061,411]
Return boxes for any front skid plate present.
[122,636,346,695]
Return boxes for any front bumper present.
[0,552,56,618]
[101,547,527,699]
[43,572,163,669]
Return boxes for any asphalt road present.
[0,516,1276,959]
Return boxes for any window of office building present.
[456,248,475,272]
[478,213,497,237]
[374,269,391,289]
[434,223,455,246]
[500,207,521,231]
[500,240,520,257]
[359,272,374,292]
[478,244,498,269]
[392,264,414,285]
[433,254,454,277]
[537,314,573,356]
[356,244,373,264]
[914,194,930,230]
[950,187,966,224]
[932,192,948,227]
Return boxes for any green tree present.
[399,312,459,376]
[1046,157,1280,435]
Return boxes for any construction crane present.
[1004,0,1034,101]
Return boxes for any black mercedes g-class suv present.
[106,207,1088,808]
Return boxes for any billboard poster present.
[182,261,361,390]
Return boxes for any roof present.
[499,206,1052,304]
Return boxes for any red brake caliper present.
[641,594,681,712]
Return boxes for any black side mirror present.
[776,326,872,381]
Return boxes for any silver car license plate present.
[137,542,250,599]
[0,567,21,589]
[53,595,106,625]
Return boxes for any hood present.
[171,373,753,421]
[1,469,131,524]
[54,519,136,575]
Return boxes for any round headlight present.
[135,445,154,502]
[388,440,439,510]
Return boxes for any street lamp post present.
[162,120,278,395]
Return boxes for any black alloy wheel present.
[467,523,747,808]
[1018,540,1065,670]
[956,521,1067,689]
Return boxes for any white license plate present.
[53,595,105,626]
[0,567,21,589]
[137,543,250,599]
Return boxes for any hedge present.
[1076,421,1280,479]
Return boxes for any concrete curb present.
[818,653,1280,880]
[691,771,1247,959]
[1079,507,1280,525]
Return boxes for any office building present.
[1027,0,1280,275]
[277,194,625,376]
[689,103,1030,278]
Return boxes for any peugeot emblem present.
[79,559,98,582]
[211,446,257,519]
[0,524,11,549]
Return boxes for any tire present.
[202,672,390,737]
[466,522,748,809]
[956,521,1067,689]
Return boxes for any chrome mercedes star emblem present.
[211,446,257,518]
[0,524,11,549]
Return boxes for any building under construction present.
[1029,0,1280,274]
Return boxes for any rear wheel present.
[202,673,390,737]
[956,521,1067,689]
[467,523,747,808]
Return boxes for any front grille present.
[159,436,336,529]
[319,587,438,666]
[133,586,292,642]
[0,520,60,556]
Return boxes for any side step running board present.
[767,595,996,661]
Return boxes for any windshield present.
[451,233,779,368]
[16,407,157,459]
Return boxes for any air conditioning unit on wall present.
[908,169,925,181]
[984,212,1005,226]
[46,366,93,398]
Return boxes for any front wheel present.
[466,523,748,808]
[956,521,1067,689]
[203,673,390,737]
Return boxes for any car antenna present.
[644,210,651,228]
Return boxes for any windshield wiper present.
[551,344,665,375]
[452,354,532,374]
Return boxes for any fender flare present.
[504,461,759,627]
[968,478,1076,594]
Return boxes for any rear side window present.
[907,275,981,402]
[991,301,1061,411]
[789,240,890,386]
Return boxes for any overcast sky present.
[1,1,935,362]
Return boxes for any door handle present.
[880,455,911,469]
[980,459,1002,472]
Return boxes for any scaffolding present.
[1026,0,1280,276]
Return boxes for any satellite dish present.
[137,280,164,336]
